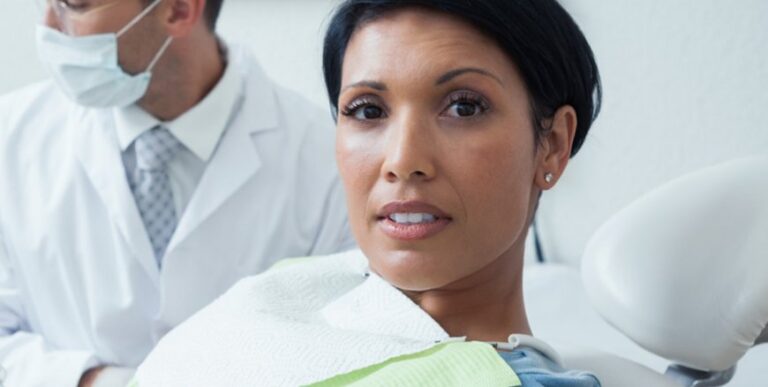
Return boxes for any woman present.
[135,0,602,385]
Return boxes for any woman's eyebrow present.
[340,68,501,92]
[341,80,387,93]
[436,68,504,86]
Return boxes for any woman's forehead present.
[349,8,497,55]
[342,8,515,87]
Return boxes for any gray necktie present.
[130,126,182,265]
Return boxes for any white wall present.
[0,0,44,93]
[216,0,339,107]
[539,0,768,264]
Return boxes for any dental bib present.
[135,250,522,386]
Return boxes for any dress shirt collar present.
[113,44,242,162]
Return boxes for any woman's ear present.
[159,0,207,38]
[536,105,577,190]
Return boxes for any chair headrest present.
[582,155,768,371]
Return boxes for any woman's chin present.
[368,251,463,292]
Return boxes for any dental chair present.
[546,155,767,386]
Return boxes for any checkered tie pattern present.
[130,126,182,265]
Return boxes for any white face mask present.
[36,0,173,108]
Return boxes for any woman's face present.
[337,8,545,291]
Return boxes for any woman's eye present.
[443,93,490,119]
[450,102,479,117]
[342,100,386,121]
[357,105,384,120]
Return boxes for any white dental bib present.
[136,250,451,386]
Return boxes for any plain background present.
[1,0,767,385]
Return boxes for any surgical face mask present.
[36,0,173,108]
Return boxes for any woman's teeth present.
[388,213,437,224]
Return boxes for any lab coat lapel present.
[167,61,279,252]
[73,108,160,284]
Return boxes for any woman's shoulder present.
[499,347,601,387]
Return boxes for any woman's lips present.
[377,201,452,241]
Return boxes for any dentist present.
[0,0,353,386]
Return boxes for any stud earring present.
[544,172,554,183]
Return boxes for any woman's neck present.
[402,247,532,343]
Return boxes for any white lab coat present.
[0,48,353,386]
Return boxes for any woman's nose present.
[381,114,437,183]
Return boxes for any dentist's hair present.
[323,0,602,157]
[142,0,225,30]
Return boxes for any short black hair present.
[203,0,225,30]
[323,0,602,156]
[143,0,224,30]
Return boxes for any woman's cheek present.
[461,128,536,218]
[338,127,381,181]
[337,126,383,229]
